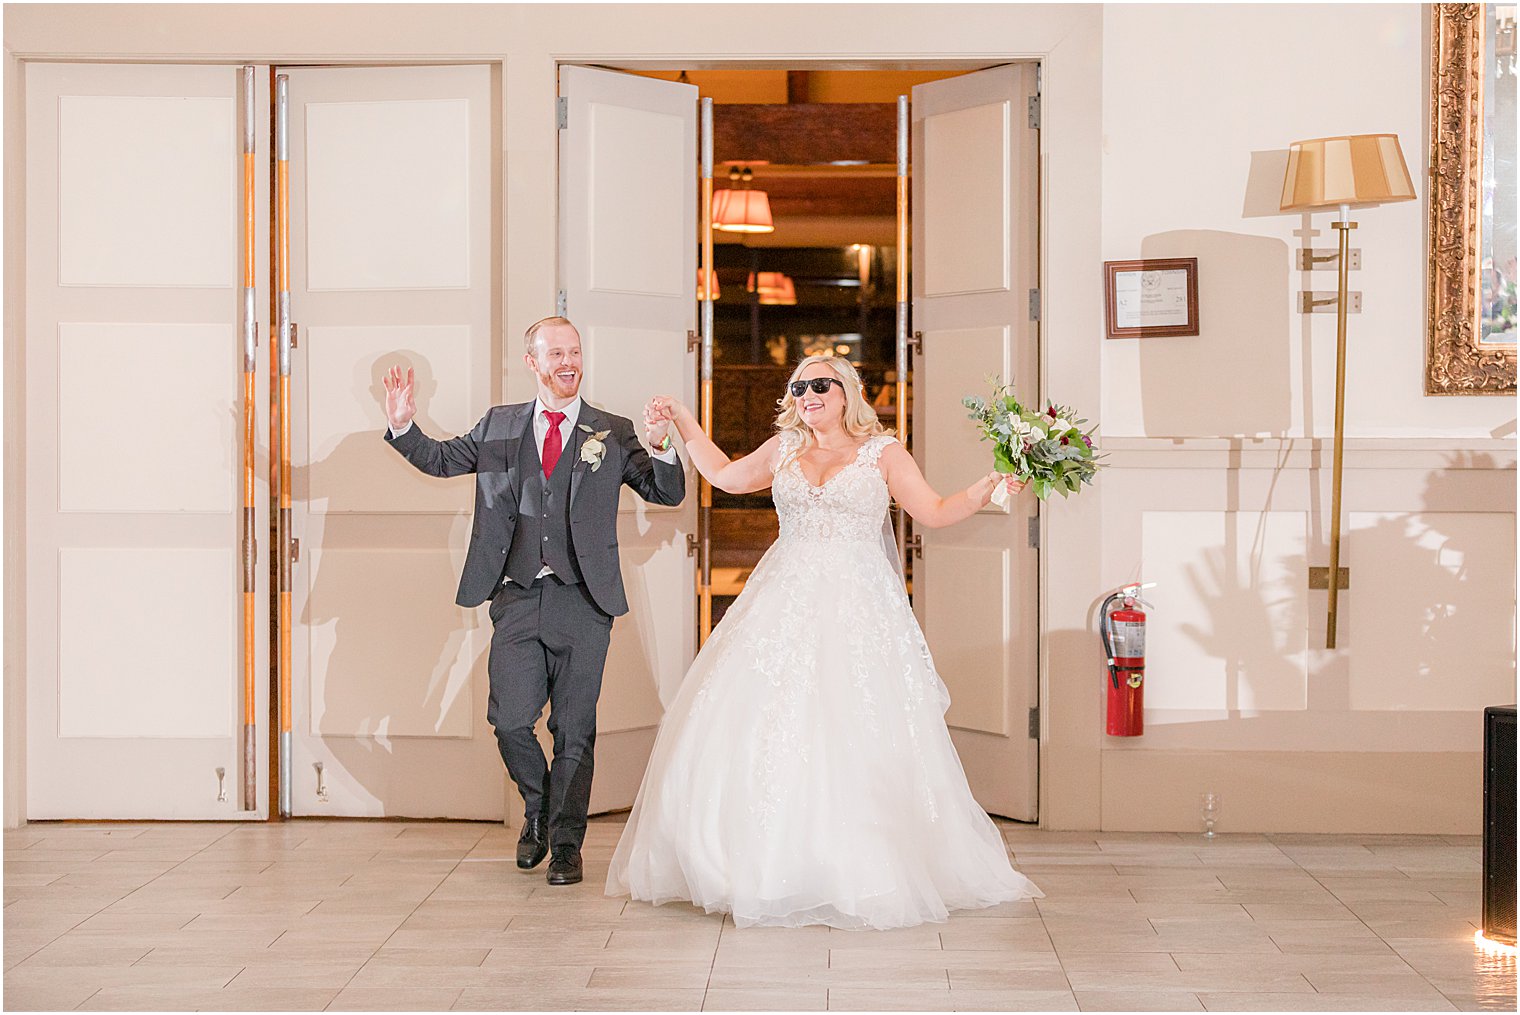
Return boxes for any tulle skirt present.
[604,535,1043,930]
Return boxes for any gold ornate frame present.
[1427,3,1516,395]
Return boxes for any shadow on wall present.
[1157,451,1515,735]
[611,511,687,710]
[298,352,488,812]
[1136,229,1291,437]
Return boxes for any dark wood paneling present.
[714,103,897,165]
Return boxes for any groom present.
[382,316,685,885]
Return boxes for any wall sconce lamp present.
[1280,133,1415,648]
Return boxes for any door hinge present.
[1027,94,1041,130]
[1028,289,1041,322]
[687,329,701,353]
[1028,706,1040,739]
[556,290,567,316]
[1027,514,1040,548]
[556,96,568,130]
[906,534,923,559]
[290,537,300,564]
[290,323,298,349]
[908,330,923,354]
[686,533,699,557]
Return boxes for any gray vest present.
[503,429,583,586]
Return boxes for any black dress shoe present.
[545,845,583,885]
[516,815,548,870]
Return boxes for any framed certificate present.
[1103,257,1199,338]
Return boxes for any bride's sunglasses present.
[788,377,845,398]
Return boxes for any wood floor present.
[4,816,1514,1011]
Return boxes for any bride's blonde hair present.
[774,354,890,467]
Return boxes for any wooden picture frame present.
[1426,3,1516,394]
[1103,257,1199,339]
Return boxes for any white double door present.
[283,63,699,818]
[23,61,698,821]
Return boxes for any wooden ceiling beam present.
[786,70,810,104]
[713,102,897,166]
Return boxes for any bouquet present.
[962,378,1104,504]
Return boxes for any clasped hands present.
[642,395,685,450]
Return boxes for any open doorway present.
[559,62,1041,821]
[635,70,970,622]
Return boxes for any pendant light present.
[714,165,775,234]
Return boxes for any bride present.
[606,354,1043,930]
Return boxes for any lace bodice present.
[771,431,896,543]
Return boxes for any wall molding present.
[1101,436,1516,470]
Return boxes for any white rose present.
[580,437,606,470]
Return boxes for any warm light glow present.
[698,267,719,301]
[759,276,797,305]
[747,271,788,296]
[713,188,775,233]
[1475,930,1518,958]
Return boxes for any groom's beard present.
[538,367,581,401]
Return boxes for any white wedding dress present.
[605,432,1042,929]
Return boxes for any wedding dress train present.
[605,432,1042,929]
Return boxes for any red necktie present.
[541,410,566,477]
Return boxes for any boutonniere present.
[578,425,612,471]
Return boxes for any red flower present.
[1047,406,1058,418]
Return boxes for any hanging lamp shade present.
[758,275,797,306]
[714,188,775,233]
[698,267,719,301]
[1280,133,1416,210]
[747,271,787,296]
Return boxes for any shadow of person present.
[1168,450,1512,736]
[1176,536,1309,715]
[293,352,491,815]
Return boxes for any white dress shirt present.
[390,396,677,584]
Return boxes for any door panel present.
[558,65,699,812]
[284,64,499,817]
[912,64,1040,822]
[25,63,270,819]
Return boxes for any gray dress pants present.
[486,574,614,850]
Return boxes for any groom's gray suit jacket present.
[384,400,686,616]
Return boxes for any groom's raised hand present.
[382,365,417,431]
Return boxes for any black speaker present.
[1483,705,1516,946]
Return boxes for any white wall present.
[1094,4,1517,833]
[1102,3,1514,439]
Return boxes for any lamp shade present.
[1280,133,1416,210]
[698,267,719,301]
[747,271,787,296]
[758,275,797,306]
[714,188,775,233]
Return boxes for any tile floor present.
[4,816,1515,1012]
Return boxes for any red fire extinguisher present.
[1100,582,1155,737]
